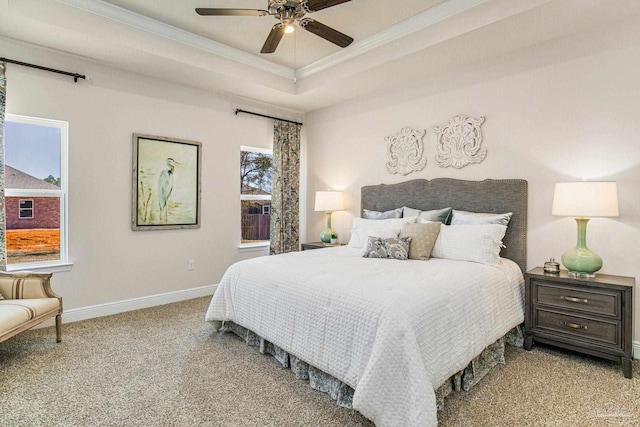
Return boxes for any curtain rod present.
[234,108,303,126]
[1,57,86,83]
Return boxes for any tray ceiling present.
[1,0,639,112]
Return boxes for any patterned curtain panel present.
[270,120,301,255]
[0,61,7,270]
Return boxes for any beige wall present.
[1,38,281,312]
[305,20,640,342]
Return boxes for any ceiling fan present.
[196,0,354,54]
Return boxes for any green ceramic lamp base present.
[561,247,602,278]
[561,217,603,278]
[320,229,338,244]
[319,212,338,244]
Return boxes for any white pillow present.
[363,208,403,220]
[431,224,507,265]
[450,210,512,226]
[403,206,452,223]
[347,217,416,249]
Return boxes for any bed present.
[206,178,528,426]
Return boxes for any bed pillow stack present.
[352,207,513,265]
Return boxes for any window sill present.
[6,261,74,273]
[238,242,270,253]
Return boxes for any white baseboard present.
[634,341,640,360]
[37,284,217,327]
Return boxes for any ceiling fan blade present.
[195,8,268,16]
[304,0,352,12]
[261,24,286,54]
[300,19,353,48]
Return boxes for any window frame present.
[239,145,272,251]
[4,113,70,272]
[18,199,34,219]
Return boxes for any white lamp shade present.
[552,182,619,217]
[314,191,344,212]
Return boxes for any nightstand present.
[524,267,634,378]
[301,242,344,251]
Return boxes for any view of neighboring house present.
[5,165,60,230]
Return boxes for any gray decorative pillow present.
[450,210,512,226]
[400,222,441,260]
[0,292,3,300]
[363,236,412,260]
[363,208,403,220]
[402,206,452,224]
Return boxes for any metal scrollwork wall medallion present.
[385,127,427,175]
[434,115,487,169]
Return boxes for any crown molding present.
[296,0,488,79]
[54,0,490,84]
[55,0,293,79]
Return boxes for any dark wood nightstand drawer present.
[301,242,344,251]
[524,267,634,378]
[534,308,621,347]
[534,281,619,318]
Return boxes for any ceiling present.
[102,0,448,69]
[1,0,639,113]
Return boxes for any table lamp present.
[314,191,344,243]
[551,181,619,278]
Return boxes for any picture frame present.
[132,133,202,230]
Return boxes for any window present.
[4,114,68,269]
[18,200,34,219]
[240,146,273,246]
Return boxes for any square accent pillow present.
[431,224,507,265]
[450,210,512,226]
[363,208,403,220]
[403,206,452,224]
[400,222,441,260]
[363,236,412,260]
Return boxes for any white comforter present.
[206,246,524,426]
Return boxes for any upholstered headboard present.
[361,179,528,273]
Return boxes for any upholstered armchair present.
[0,271,63,344]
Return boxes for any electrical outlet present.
[187,260,195,271]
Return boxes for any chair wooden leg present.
[56,314,62,343]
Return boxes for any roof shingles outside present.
[241,183,270,196]
[5,165,59,190]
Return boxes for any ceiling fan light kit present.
[196,0,354,54]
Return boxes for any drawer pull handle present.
[560,296,588,304]
[562,321,587,330]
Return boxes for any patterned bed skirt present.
[222,321,523,412]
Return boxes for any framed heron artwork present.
[132,133,202,230]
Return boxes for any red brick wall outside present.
[6,197,60,229]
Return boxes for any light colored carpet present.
[1,297,638,426]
